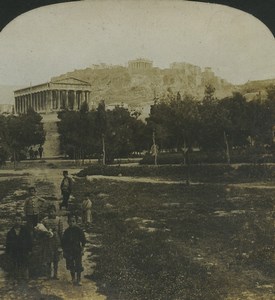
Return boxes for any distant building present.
[128,58,153,71]
[14,77,92,114]
[14,77,92,158]
[0,104,13,115]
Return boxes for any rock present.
[98,193,109,198]
[13,190,27,197]
[105,203,114,209]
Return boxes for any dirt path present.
[0,168,106,300]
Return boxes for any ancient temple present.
[13,77,92,158]
[14,77,92,114]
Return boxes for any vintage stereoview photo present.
[0,0,274,299]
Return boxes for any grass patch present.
[72,177,275,299]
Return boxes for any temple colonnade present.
[14,77,92,114]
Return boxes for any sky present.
[0,0,274,86]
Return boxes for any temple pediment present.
[51,77,91,86]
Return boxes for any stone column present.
[37,92,42,112]
[26,95,29,111]
[35,94,38,111]
[45,90,50,112]
[57,90,60,110]
[34,93,37,111]
[44,91,47,111]
[87,91,91,104]
[14,98,16,114]
[65,90,68,109]
[81,91,85,104]
[42,91,46,111]
[19,97,21,113]
[31,93,34,109]
[29,94,32,110]
[22,97,25,113]
[73,91,77,110]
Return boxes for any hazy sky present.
[0,0,274,86]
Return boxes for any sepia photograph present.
[0,0,275,299]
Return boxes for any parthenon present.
[14,77,92,114]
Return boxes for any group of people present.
[28,145,43,160]
[5,170,93,286]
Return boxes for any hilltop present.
[52,60,236,106]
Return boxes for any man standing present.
[38,145,44,159]
[24,186,46,228]
[60,170,73,210]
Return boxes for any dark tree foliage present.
[4,108,45,162]
[58,103,102,160]
[219,93,250,148]
[147,91,202,151]
[0,115,10,164]
[57,102,147,162]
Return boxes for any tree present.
[146,92,200,153]
[198,85,231,157]
[6,108,45,166]
[104,106,146,162]
[0,115,10,165]
[95,100,107,165]
[219,92,250,148]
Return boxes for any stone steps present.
[42,121,61,157]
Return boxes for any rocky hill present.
[52,61,237,106]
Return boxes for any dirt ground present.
[0,163,275,299]
[0,166,106,300]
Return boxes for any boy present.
[82,194,92,225]
[6,213,33,280]
[24,186,46,228]
[62,214,86,286]
[41,204,63,280]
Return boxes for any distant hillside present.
[52,62,237,106]
[0,85,23,104]
[239,78,275,93]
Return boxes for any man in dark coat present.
[60,170,73,210]
[6,213,33,280]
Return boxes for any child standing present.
[41,205,63,280]
[24,186,46,228]
[62,214,86,286]
[82,194,92,225]
[6,213,33,280]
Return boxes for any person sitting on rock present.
[5,213,33,280]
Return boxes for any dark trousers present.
[60,191,70,209]
[65,253,83,273]
[10,258,29,279]
[26,214,39,228]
